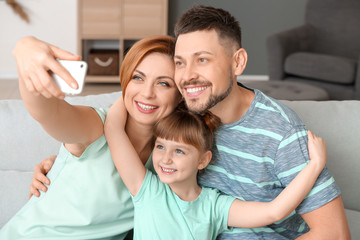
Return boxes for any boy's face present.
[174,29,235,113]
[152,137,207,187]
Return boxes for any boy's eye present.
[175,149,184,154]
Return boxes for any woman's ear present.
[198,150,212,170]
[233,48,248,76]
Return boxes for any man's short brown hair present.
[174,5,242,50]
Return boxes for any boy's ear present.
[198,150,212,170]
[233,48,248,76]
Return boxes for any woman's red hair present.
[119,35,176,97]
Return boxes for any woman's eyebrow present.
[158,75,175,81]
[134,69,146,77]
[134,69,174,82]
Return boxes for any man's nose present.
[182,62,199,83]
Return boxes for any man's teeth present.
[186,86,207,93]
[138,102,156,110]
[162,167,176,173]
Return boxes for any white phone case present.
[52,60,87,95]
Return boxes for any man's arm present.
[296,196,351,240]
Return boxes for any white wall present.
[0,0,77,79]
[1,1,307,79]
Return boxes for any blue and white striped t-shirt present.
[198,89,340,240]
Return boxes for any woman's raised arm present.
[13,36,80,99]
[14,36,103,155]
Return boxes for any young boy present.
[105,100,327,240]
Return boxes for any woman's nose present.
[141,83,155,98]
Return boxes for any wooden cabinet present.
[77,0,168,83]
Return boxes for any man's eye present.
[199,58,208,63]
[175,61,184,67]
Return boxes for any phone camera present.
[80,64,84,68]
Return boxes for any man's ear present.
[233,48,248,76]
[198,150,212,170]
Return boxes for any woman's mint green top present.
[0,108,151,240]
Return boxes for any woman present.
[0,35,181,239]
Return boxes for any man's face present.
[174,29,235,113]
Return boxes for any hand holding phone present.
[52,60,87,95]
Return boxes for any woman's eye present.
[158,81,170,87]
[175,149,184,154]
[132,75,142,81]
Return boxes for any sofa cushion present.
[345,209,360,239]
[282,100,360,212]
[284,52,357,84]
[242,80,329,100]
[0,171,33,228]
[0,100,61,171]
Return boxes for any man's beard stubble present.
[182,75,234,114]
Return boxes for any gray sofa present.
[1,92,359,238]
[266,0,360,100]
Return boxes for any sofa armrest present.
[354,57,360,99]
[266,24,314,80]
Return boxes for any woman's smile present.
[135,100,159,113]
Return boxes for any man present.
[20,5,350,240]
[172,5,350,240]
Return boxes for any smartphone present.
[52,60,88,95]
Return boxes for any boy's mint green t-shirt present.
[132,170,236,240]
[0,108,151,240]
